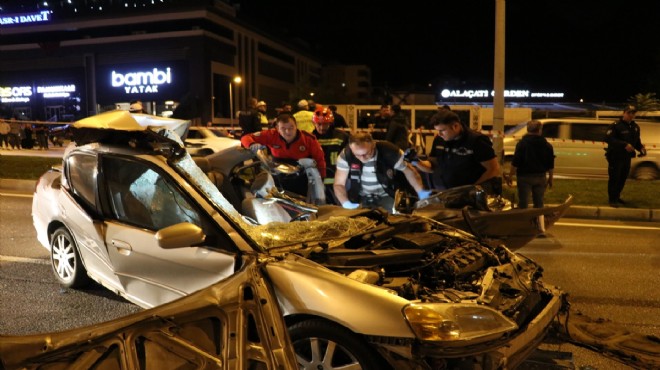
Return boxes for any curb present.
[561,204,659,222]
[1,178,658,222]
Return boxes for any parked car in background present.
[503,118,660,180]
[184,126,239,156]
[32,110,568,369]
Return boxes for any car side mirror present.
[155,222,205,249]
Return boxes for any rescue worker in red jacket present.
[240,113,326,197]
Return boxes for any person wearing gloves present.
[240,113,326,197]
[333,131,430,212]
[412,110,502,195]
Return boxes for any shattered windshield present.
[166,130,375,250]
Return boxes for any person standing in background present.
[8,118,22,150]
[256,101,269,128]
[0,119,10,149]
[505,120,554,208]
[293,99,315,133]
[369,104,392,140]
[35,123,50,150]
[238,97,262,137]
[128,100,144,113]
[312,106,349,204]
[328,105,348,128]
[386,104,410,150]
[604,105,646,207]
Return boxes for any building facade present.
[0,1,323,125]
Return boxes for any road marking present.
[520,250,657,257]
[0,255,49,264]
[555,221,660,231]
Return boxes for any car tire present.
[289,319,390,370]
[50,227,90,289]
[632,164,659,180]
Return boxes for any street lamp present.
[229,76,242,129]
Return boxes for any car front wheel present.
[289,319,390,370]
[50,227,90,289]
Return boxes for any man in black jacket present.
[238,98,262,137]
[505,120,555,208]
[604,105,646,207]
[413,111,502,195]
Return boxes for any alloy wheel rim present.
[52,234,75,281]
[294,337,361,370]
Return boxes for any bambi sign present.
[111,67,172,94]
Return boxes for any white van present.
[503,118,660,180]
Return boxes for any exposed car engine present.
[303,210,550,329]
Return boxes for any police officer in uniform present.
[605,105,646,207]
[413,111,501,194]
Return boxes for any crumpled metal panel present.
[0,257,298,370]
[554,308,660,370]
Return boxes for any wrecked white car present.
[31,110,567,369]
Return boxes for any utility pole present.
[493,0,506,163]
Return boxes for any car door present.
[99,155,239,308]
[564,122,610,177]
[58,152,123,291]
[552,121,608,177]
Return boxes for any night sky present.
[238,0,660,103]
[1,0,658,103]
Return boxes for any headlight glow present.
[403,303,518,343]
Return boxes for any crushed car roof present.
[70,110,190,152]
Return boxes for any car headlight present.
[403,303,518,344]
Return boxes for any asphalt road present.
[1,194,658,369]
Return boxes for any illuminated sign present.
[440,89,564,99]
[37,84,76,98]
[111,67,172,94]
[0,86,32,103]
[97,63,186,102]
[0,10,52,26]
[0,83,80,102]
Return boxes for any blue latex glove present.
[249,143,264,153]
[342,201,360,209]
[417,189,432,200]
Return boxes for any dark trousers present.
[516,173,547,209]
[607,158,631,202]
[36,133,49,149]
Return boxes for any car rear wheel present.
[632,164,659,180]
[289,319,390,370]
[50,227,90,289]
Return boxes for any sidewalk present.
[2,177,659,222]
